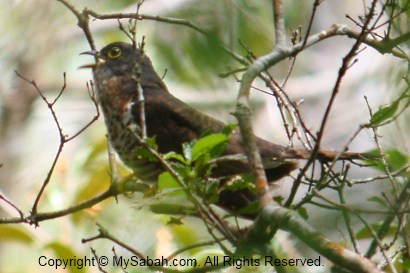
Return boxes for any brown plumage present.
[83,42,371,212]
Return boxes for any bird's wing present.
[138,87,373,162]
[137,89,226,154]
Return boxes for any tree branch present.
[246,205,385,273]
[272,0,286,47]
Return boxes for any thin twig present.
[66,81,100,141]
[166,240,221,261]
[313,189,397,273]
[15,71,101,224]
[15,72,68,220]
[365,179,410,258]
[56,0,96,50]
[336,184,360,254]
[286,0,379,207]
[301,0,323,49]
[0,191,24,220]
[90,247,109,273]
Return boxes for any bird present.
[81,42,373,214]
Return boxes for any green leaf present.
[391,252,410,271]
[204,179,220,196]
[134,137,159,162]
[367,196,387,207]
[273,195,284,205]
[222,179,257,193]
[366,149,409,172]
[370,101,399,126]
[236,201,260,216]
[0,226,33,243]
[297,207,309,220]
[145,136,158,150]
[191,133,228,162]
[220,123,237,135]
[193,250,225,269]
[402,257,410,269]
[158,172,180,191]
[45,242,86,273]
[163,151,186,163]
[83,137,110,167]
[170,224,200,254]
[385,149,409,171]
[149,204,194,215]
[167,217,184,226]
[356,222,398,239]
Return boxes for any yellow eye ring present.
[107,47,122,59]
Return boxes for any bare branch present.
[286,0,380,207]
[272,0,286,47]
[56,0,96,50]
[15,71,67,220]
[13,71,100,225]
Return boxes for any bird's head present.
[81,42,154,77]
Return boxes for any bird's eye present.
[107,47,122,59]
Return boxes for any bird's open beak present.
[79,50,104,69]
